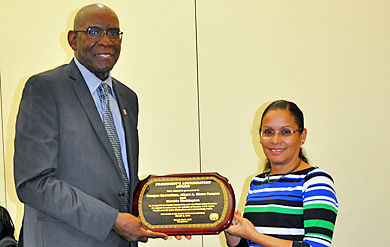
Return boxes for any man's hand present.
[113,213,168,242]
[174,235,192,240]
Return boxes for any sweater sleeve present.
[301,169,338,247]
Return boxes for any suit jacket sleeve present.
[14,71,120,242]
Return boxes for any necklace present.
[266,158,302,184]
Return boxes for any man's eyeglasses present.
[260,128,302,139]
[75,27,123,40]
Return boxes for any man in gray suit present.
[14,4,168,246]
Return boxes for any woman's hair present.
[0,206,16,240]
[260,100,309,172]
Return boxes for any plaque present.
[132,172,235,235]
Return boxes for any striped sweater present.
[240,167,338,247]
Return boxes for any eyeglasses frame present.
[74,27,123,40]
[259,128,303,139]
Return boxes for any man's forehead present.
[74,5,119,29]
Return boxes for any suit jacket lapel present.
[66,60,119,168]
[112,79,140,194]
[112,80,133,170]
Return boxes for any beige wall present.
[1,1,390,246]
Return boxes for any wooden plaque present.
[133,172,235,235]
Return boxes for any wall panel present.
[196,1,390,247]
[115,1,202,246]
[0,1,201,246]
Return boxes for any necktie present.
[98,83,130,212]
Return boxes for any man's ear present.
[68,30,77,51]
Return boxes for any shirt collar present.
[74,58,113,95]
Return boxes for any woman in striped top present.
[225,100,338,247]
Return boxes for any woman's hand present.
[225,211,294,247]
[224,211,257,246]
[225,211,257,240]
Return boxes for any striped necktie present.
[98,83,130,212]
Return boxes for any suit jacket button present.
[118,192,125,198]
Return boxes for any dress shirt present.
[74,58,129,180]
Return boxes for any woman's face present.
[260,109,306,168]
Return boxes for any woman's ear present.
[301,128,307,145]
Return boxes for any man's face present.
[69,8,121,80]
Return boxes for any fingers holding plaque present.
[133,173,235,235]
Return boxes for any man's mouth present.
[96,53,112,58]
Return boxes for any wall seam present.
[194,1,204,246]
[194,0,201,174]
[0,69,7,207]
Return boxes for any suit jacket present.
[14,59,139,247]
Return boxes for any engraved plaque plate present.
[133,173,235,235]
